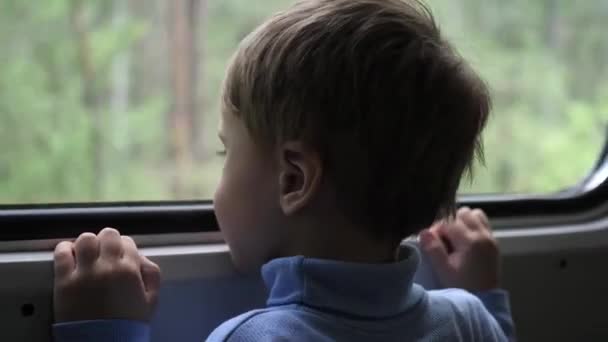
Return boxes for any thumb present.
[419,229,450,275]
[141,256,161,306]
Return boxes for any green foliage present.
[0,0,606,204]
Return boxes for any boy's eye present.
[216,149,227,157]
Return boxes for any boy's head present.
[214,0,490,270]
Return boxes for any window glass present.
[431,0,608,194]
[0,0,606,204]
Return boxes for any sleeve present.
[429,288,514,342]
[474,289,516,341]
[53,320,150,342]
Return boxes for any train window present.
[435,0,608,195]
[0,0,606,206]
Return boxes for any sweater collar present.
[261,244,424,318]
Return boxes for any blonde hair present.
[222,0,490,240]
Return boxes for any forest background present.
[1,0,606,204]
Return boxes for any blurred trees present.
[0,0,606,204]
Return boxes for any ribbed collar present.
[261,245,424,318]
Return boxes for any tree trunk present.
[129,0,167,104]
[191,0,208,161]
[543,0,562,120]
[168,0,201,198]
[110,0,131,192]
[544,0,562,51]
[70,0,104,200]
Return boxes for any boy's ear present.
[278,141,323,216]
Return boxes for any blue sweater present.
[54,245,514,341]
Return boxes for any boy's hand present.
[53,228,161,323]
[419,207,500,291]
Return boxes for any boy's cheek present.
[213,179,230,234]
[213,176,245,253]
[213,164,233,223]
[213,181,274,272]
[213,164,257,235]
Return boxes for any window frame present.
[1,132,607,242]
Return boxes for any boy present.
[53,0,515,341]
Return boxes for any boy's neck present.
[282,218,398,264]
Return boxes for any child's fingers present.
[121,235,140,261]
[74,233,100,269]
[54,241,75,278]
[438,220,470,250]
[428,223,454,253]
[472,209,491,230]
[420,229,449,274]
[427,220,446,234]
[457,207,481,230]
[98,227,124,260]
[459,210,484,232]
[141,256,161,301]
[456,206,472,219]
